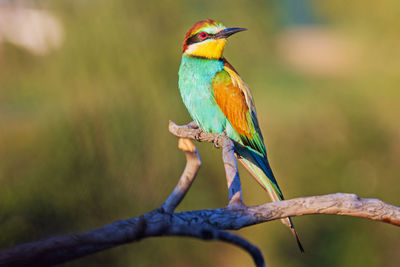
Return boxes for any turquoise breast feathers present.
[178,55,227,133]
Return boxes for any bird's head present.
[182,19,247,59]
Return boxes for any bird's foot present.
[214,130,227,148]
[194,130,202,141]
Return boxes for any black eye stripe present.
[186,32,215,45]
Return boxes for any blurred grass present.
[0,0,400,266]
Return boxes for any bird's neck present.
[180,54,222,64]
[180,54,223,72]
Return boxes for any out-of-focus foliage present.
[0,0,399,266]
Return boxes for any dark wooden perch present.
[1,121,399,267]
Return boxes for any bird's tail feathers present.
[235,143,304,252]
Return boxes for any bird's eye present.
[199,32,208,39]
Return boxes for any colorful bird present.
[178,19,304,252]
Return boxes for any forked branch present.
[0,121,399,267]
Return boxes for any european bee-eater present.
[178,19,303,252]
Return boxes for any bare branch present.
[2,192,398,266]
[168,121,243,206]
[222,137,243,206]
[162,138,201,213]
[163,226,265,267]
[169,121,244,206]
[1,121,399,267]
[168,121,227,147]
[215,231,265,267]
[248,193,400,226]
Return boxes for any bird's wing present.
[212,58,266,156]
[212,60,305,252]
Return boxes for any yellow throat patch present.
[185,39,227,59]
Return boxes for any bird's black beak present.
[214,27,247,39]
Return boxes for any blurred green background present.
[1,0,399,266]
